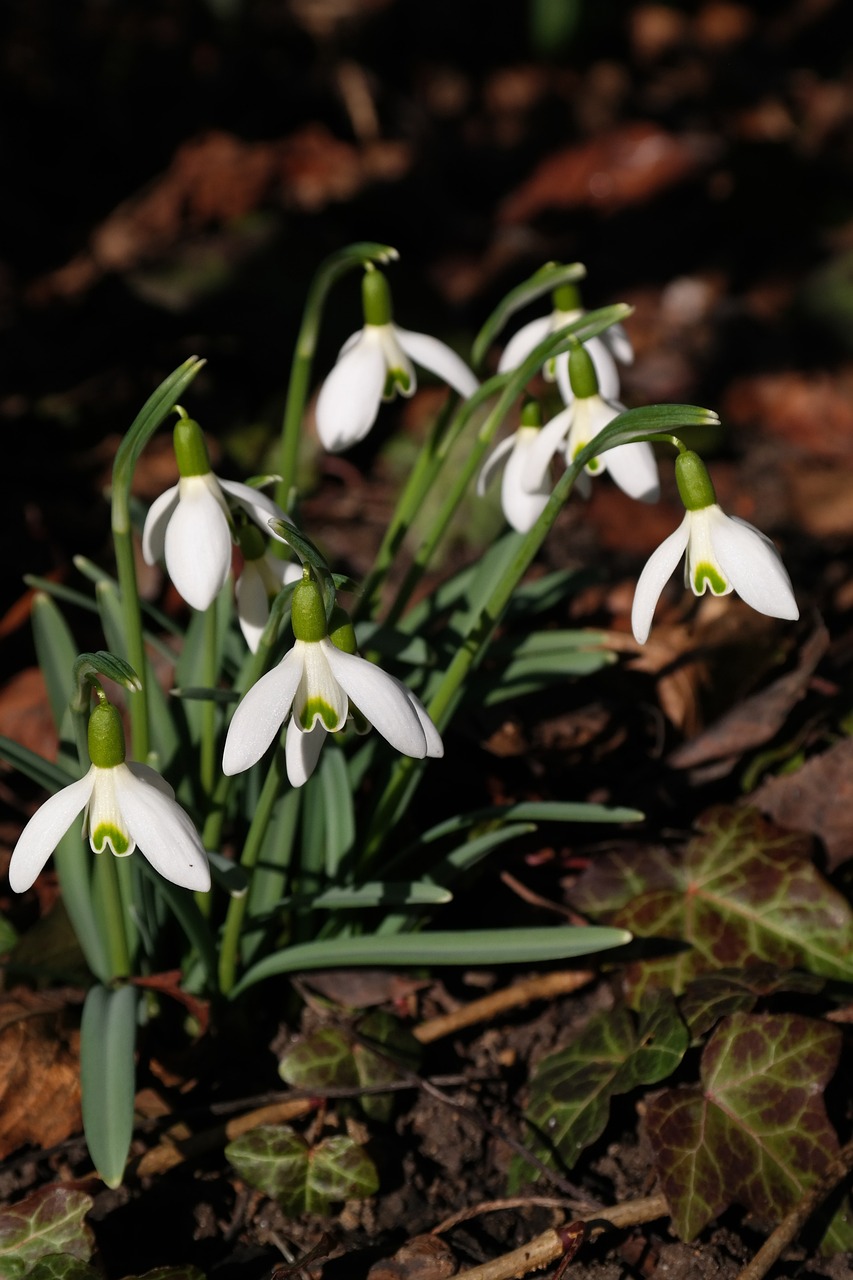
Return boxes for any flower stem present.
[276,243,399,514]
[218,743,287,995]
[199,600,219,802]
[94,851,132,979]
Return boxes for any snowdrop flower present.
[316,268,478,452]
[9,699,210,893]
[478,399,552,533]
[632,449,799,644]
[235,523,302,653]
[223,574,443,786]
[498,281,632,406]
[142,415,289,612]
[522,346,659,503]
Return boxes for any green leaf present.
[0,1188,94,1279]
[569,806,853,1002]
[573,403,720,473]
[226,1125,378,1215]
[232,926,631,996]
[24,1257,100,1280]
[679,967,825,1041]
[0,737,77,792]
[80,984,138,1188]
[472,260,587,369]
[644,1012,847,1245]
[0,911,18,953]
[283,882,452,909]
[278,1027,360,1090]
[31,595,77,731]
[318,745,355,880]
[521,991,688,1177]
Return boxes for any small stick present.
[733,1138,853,1280]
[414,971,595,1045]
[448,1194,670,1280]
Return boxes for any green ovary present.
[298,697,342,731]
[90,823,131,855]
[693,561,727,595]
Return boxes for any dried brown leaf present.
[754,736,853,871]
[0,989,81,1158]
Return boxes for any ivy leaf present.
[226,1124,378,1215]
[519,991,688,1178]
[278,1028,360,1091]
[353,1010,422,1122]
[644,1012,850,1247]
[679,966,825,1041]
[569,806,853,1003]
[23,1260,100,1280]
[0,1189,94,1279]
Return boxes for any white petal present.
[114,765,210,892]
[521,406,573,492]
[477,435,515,497]
[602,441,660,503]
[293,641,348,731]
[395,327,478,398]
[127,761,175,798]
[222,647,305,774]
[497,316,553,373]
[604,321,634,366]
[285,719,327,787]
[235,562,270,653]
[316,337,387,451]
[631,514,691,644]
[501,431,551,532]
[8,771,96,893]
[709,512,799,621]
[393,680,443,758]
[141,484,180,567]
[219,479,288,534]
[321,640,429,758]
[164,477,233,611]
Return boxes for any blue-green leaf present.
[80,984,138,1187]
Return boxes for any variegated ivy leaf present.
[0,1189,94,1280]
[226,1124,378,1215]
[568,806,853,1004]
[644,1012,853,1249]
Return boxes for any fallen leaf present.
[0,668,57,763]
[498,122,714,224]
[754,736,853,871]
[724,371,853,460]
[0,989,81,1158]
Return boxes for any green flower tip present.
[552,282,581,313]
[291,576,328,643]
[519,397,542,430]
[362,268,393,327]
[329,605,358,655]
[568,345,598,399]
[675,450,717,512]
[88,701,127,769]
[173,417,211,478]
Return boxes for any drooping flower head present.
[142,414,289,612]
[498,281,633,406]
[315,267,478,452]
[9,698,210,893]
[223,571,442,786]
[478,398,553,534]
[522,345,660,504]
[234,522,302,654]
[631,449,799,644]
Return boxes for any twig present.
[733,1137,853,1280]
[414,971,595,1045]
[448,1193,670,1280]
[431,1198,591,1236]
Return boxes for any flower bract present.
[9,761,211,894]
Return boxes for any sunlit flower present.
[235,524,302,653]
[477,401,552,533]
[521,348,659,504]
[316,268,477,452]
[142,416,288,612]
[631,450,799,644]
[9,702,210,893]
[497,281,632,405]
[223,577,443,786]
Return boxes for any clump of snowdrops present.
[2,245,798,1184]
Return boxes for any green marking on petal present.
[693,561,727,595]
[383,368,411,399]
[299,697,341,731]
[91,822,131,855]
